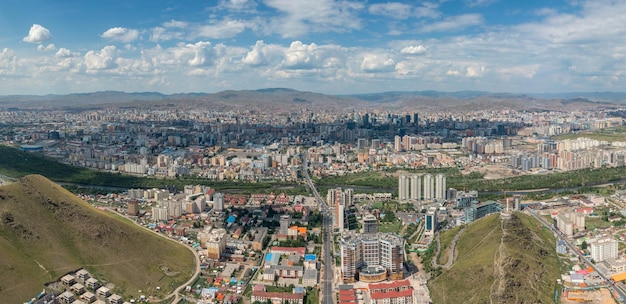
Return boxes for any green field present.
[378,220,402,233]
[428,213,559,304]
[552,127,626,142]
[0,175,195,302]
[586,216,612,230]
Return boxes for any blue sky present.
[0,0,624,95]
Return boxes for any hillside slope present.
[428,213,559,304]
[0,175,195,302]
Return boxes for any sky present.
[0,0,625,95]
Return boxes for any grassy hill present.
[428,213,560,304]
[0,175,195,302]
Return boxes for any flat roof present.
[611,272,626,282]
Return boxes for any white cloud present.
[497,65,539,79]
[242,40,285,66]
[218,0,256,10]
[361,53,395,73]
[163,20,188,28]
[101,27,140,43]
[84,46,118,70]
[400,45,426,55]
[369,2,412,20]
[263,0,364,38]
[23,24,52,44]
[465,0,498,7]
[193,19,247,39]
[55,48,76,57]
[0,48,17,75]
[420,14,483,33]
[465,65,485,77]
[37,44,56,52]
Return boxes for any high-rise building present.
[280,214,291,236]
[328,188,354,232]
[213,192,224,211]
[398,175,409,200]
[425,207,438,235]
[362,214,378,234]
[340,232,404,282]
[394,135,402,152]
[127,200,139,216]
[590,238,618,262]
[435,174,446,201]
[206,228,227,260]
[410,174,421,200]
[423,174,434,200]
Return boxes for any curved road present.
[108,209,201,303]
[432,227,466,269]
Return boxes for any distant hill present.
[0,175,195,302]
[0,89,622,111]
[428,213,560,303]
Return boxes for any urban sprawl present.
[7,103,626,304]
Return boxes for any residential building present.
[423,174,434,200]
[213,192,224,211]
[340,232,404,282]
[206,228,227,259]
[435,173,446,201]
[590,238,618,263]
[368,279,414,304]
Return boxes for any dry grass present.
[0,175,195,303]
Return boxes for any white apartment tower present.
[398,175,409,200]
[590,238,618,262]
[435,174,447,201]
[410,174,421,200]
[423,174,434,200]
[213,192,224,211]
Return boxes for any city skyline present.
[1,0,626,95]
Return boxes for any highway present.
[301,153,335,304]
[529,211,626,301]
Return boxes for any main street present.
[529,211,626,301]
[301,153,334,304]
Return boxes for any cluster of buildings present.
[397,173,446,202]
[56,269,127,304]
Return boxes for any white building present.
[410,174,421,200]
[435,174,446,201]
[590,238,618,263]
[423,174,434,200]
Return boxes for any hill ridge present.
[0,174,195,302]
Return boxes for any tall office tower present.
[280,214,291,236]
[398,175,409,200]
[423,174,434,200]
[435,174,447,201]
[424,207,438,235]
[213,192,224,211]
[362,214,378,234]
[410,174,421,200]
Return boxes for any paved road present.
[432,227,466,269]
[301,153,334,304]
[529,211,626,302]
